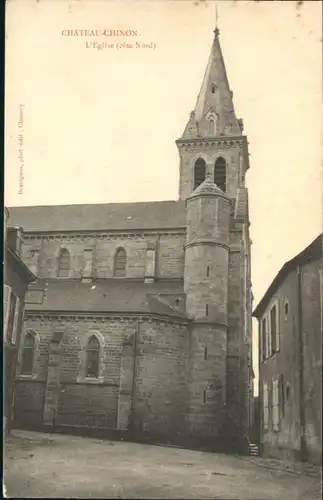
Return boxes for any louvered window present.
[214,156,226,192]
[194,158,206,190]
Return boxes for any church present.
[9,27,253,451]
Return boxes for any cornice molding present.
[24,229,186,242]
[176,135,248,151]
[25,311,189,327]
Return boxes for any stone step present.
[248,443,259,456]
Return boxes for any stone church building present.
[9,28,253,450]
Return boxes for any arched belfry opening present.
[194,158,206,190]
[214,157,226,192]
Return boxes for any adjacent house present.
[4,207,36,434]
[253,234,322,464]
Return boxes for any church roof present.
[25,278,188,320]
[7,200,186,233]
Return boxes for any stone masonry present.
[9,28,253,451]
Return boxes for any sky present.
[5,0,322,389]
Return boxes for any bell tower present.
[176,27,249,201]
[180,25,253,449]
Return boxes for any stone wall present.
[14,314,190,441]
[20,232,185,280]
[177,142,243,200]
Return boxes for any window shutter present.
[3,285,12,341]
[267,314,272,357]
[260,322,263,362]
[275,304,280,351]
[11,297,21,346]
[263,382,269,430]
[265,315,270,358]
[272,379,279,431]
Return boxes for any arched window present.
[114,248,126,277]
[211,84,217,94]
[214,156,226,192]
[194,158,206,190]
[57,248,70,278]
[208,118,215,136]
[21,331,35,375]
[86,336,100,378]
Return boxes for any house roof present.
[7,200,186,233]
[25,278,188,320]
[6,248,37,284]
[253,233,323,318]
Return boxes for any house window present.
[4,285,11,340]
[114,248,127,277]
[11,297,21,346]
[204,347,208,360]
[284,300,289,318]
[270,303,279,353]
[21,332,36,375]
[205,304,209,316]
[203,389,207,404]
[261,317,267,362]
[57,248,70,278]
[214,156,226,192]
[206,266,210,277]
[86,336,100,378]
[285,384,290,402]
[263,382,269,430]
[194,158,206,190]
[272,378,280,432]
[6,292,17,343]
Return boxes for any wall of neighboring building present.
[258,258,322,464]
[259,269,301,461]
[301,259,322,463]
[4,261,31,424]
[20,231,185,280]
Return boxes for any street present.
[4,430,321,499]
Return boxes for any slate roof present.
[26,278,188,320]
[190,175,227,198]
[8,201,186,233]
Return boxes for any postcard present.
[4,1,322,498]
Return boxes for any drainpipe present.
[129,318,139,433]
[297,264,307,461]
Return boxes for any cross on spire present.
[214,3,220,37]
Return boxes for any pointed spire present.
[181,16,241,140]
